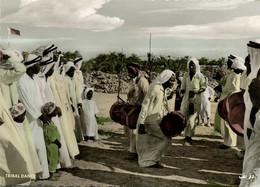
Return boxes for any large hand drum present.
[109,102,141,129]
[217,91,245,136]
[160,111,186,137]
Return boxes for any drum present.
[109,102,141,129]
[217,91,245,136]
[160,111,186,137]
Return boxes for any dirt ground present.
[31,93,243,187]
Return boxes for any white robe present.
[82,99,98,139]
[219,71,240,147]
[64,75,84,141]
[180,72,206,137]
[17,73,50,179]
[0,58,35,186]
[34,74,72,168]
[136,84,171,167]
[50,69,79,159]
[0,80,42,174]
[74,70,84,104]
[200,86,214,121]
[240,110,260,186]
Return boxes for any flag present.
[8,27,21,36]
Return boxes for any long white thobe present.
[17,73,50,179]
[200,86,215,121]
[0,58,34,186]
[240,110,260,187]
[34,74,71,168]
[50,69,79,159]
[82,99,98,139]
[0,80,42,174]
[180,72,206,137]
[219,71,241,147]
[136,84,171,167]
[64,75,84,141]
[74,70,84,104]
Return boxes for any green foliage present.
[82,52,129,74]
[81,52,227,74]
[63,50,81,61]
[97,117,113,125]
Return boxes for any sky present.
[0,0,260,61]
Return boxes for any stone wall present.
[83,65,226,93]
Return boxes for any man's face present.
[189,61,196,73]
[87,91,93,100]
[66,67,75,77]
[32,63,41,74]
[46,65,54,77]
[128,69,136,79]
[163,75,176,89]
[14,111,26,123]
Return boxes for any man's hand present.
[54,139,61,149]
[138,124,146,134]
[57,107,62,117]
[77,103,82,109]
[71,104,75,113]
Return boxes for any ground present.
[31,93,243,187]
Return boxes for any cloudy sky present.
[0,0,260,60]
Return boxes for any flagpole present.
[7,27,10,48]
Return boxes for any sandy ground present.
[31,93,243,187]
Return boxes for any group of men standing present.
[0,44,86,185]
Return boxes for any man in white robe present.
[0,51,35,186]
[125,63,149,160]
[34,53,71,168]
[180,58,206,142]
[0,50,42,175]
[200,76,215,127]
[63,61,84,141]
[50,54,79,159]
[73,57,84,107]
[240,40,260,186]
[219,55,245,149]
[17,54,50,179]
[136,69,175,168]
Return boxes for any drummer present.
[218,55,246,149]
[136,69,175,168]
[124,63,149,161]
[180,58,206,144]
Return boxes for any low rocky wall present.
[83,66,224,94]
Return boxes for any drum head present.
[160,111,186,137]
[218,99,228,121]
[227,92,245,137]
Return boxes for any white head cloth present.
[63,61,77,74]
[187,57,202,74]
[9,103,26,118]
[84,87,94,98]
[231,56,246,71]
[2,49,24,62]
[149,69,175,89]
[247,40,260,80]
[54,51,64,71]
[74,57,83,70]
[39,56,55,76]
[24,54,41,68]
